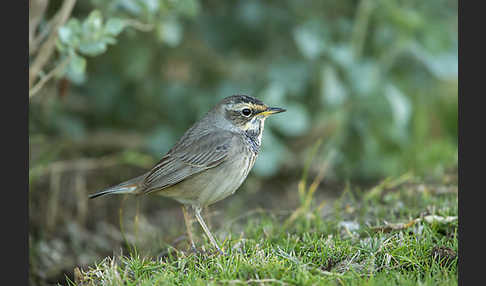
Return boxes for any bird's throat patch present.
[244,118,264,153]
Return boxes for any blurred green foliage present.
[30,0,457,181]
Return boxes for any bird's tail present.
[89,174,146,199]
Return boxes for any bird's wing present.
[141,130,234,193]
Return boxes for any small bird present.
[89,95,285,254]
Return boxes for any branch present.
[29,0,76,90]
[29,56,71,98]
[29,0,49,50]
[29,24,51,56]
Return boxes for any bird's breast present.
[196,145,257,207]
[159,140,257,208]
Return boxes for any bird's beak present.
[259,107,286,117]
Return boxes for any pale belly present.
[156,152,256,208]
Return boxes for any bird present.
[89,94,285,254]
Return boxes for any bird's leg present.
[194,206,224,255]
[182,205,197,253]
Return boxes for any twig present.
[124,19,154,32]
[29,0,76,89]
[29,0,49,52]
[29,56,71,98]
[371,215,458,233]
[29,12,62,56]
[30,24,51,56]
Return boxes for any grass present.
[68,171,457,286]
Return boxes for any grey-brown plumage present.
[89,94,285,253]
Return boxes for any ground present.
[68,171,458,286]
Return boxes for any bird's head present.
[217,95,285,134]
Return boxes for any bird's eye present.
[241,108,252,117]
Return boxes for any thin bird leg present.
[182,205,197,253]
[194,207,224,255]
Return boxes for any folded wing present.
[142,130,233,193]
